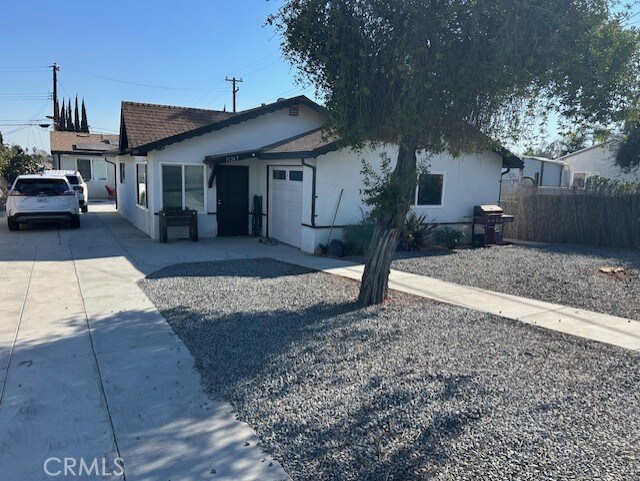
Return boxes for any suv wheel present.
[81,205,88,213]
[7,219,19,231]
[70,215,81,229]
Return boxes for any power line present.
[59,64,212,91]
[0,65,49,70]
[196,49,282,106]
[88,125,119,133]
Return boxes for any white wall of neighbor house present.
[557,142,640,187]
[59,154,116,199]
[521,157,567,187]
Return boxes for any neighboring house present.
[115,96,522,253]
[555,141,640,188]
[50,131,119,199]
[501,156,569,199]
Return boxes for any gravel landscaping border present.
[140,258,640,481]
[391,243,640,321]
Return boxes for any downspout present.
[104,157,117,210]
[301,158,316,227]
[499,167,511,203]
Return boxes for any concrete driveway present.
[0,204,304,481]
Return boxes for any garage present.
[269,167,304,248]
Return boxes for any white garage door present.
[269,168,303,248]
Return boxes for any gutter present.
[104,157,117,210]
[499,167,511,202]
[301,158,316,227]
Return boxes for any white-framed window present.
[136,162,147,208]
[415,172,445,206]
[76,158,108,181]
[119,162,125,184]
[572,171,599,188]
[161,163,205,213]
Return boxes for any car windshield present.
[14,178,69,195]
[65,175,80,185]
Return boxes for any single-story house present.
[555,141,640,188]
[115,96,522,253]
[50,131,119,199]
[500,156,569,199]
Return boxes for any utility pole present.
[225,77,243,113]
[50,63,60,130]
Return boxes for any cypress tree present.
[80,99,88,132]
[60,102,67,131]
[74,96,80,132]
[67,99,73,131]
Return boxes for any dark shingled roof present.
[50,131,119,154]
[119,102,234,153]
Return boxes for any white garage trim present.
[268,166,304,248]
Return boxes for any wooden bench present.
[159,209,198,243]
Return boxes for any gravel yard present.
[140,259,639,481]
[392,243,640,321]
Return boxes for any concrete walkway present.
[0,205,290,481]
[319,265,640,351]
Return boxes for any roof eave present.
[129,96,326,154]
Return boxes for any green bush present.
[399,212,437,251]
[343,219,375,256]
[433,226,466,249]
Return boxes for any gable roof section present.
[259,127,340,159]
[120,96,328,155]
[50,131,119,155]
[119,102,234,154]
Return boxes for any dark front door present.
[216,165,249,236]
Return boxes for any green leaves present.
[271,0,640,153]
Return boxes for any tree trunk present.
[358,143,418,306]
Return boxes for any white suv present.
[6,174,80,230]
[43,170,89,213]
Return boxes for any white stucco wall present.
[302,145,504,252]
[116,155,152,237]
[59,154,116,199]
[557,142,640,186]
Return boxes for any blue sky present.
[1,1,639,154]
[0,0,310,151]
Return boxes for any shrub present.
[343,218,375,256]
[399,212,437,251]
[433,226,466,249]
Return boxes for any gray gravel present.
[392,243,640,321]
[140,258,640,481]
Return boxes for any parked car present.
[43,170,89,212]
[6,174,80,231]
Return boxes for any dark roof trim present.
[204,149,259,165]
[130,96,327,155]
[494,146,524,169]
[257,141,340,160]
[50,149,118,156]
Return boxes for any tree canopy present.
[0,146,45,184]
[270,0,639,153]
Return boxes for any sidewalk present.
[312,264,640,352]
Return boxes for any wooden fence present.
[501,191,640,249]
